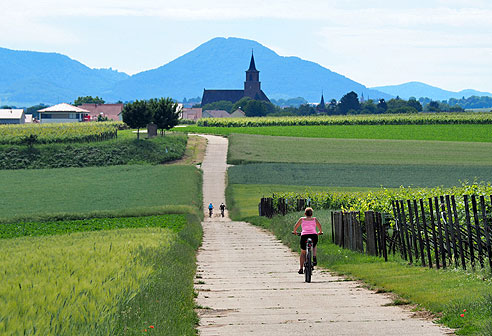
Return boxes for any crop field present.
[0,165,201,222]
[228,162,492,188]
[195,112,492,127]
[0,227,172,334]
[176,124,492,143]
[0,122,121,144]
[0,214,187,239]
[227,133,492,166]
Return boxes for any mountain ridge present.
[372,81,492,101]
[1,37,491,107]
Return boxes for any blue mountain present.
[108,37,391,103]
[372,81,492,101]
[0,47,129,107]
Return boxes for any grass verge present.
[246,211,492,335]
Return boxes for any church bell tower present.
[244,52,261,99]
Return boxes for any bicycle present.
[295,233,319,283]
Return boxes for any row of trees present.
[122,98,180,139]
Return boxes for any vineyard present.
[197,112,492,127]
[0,122,122,145]
[267,181,492,217]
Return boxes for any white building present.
[38,103,89,123]
[0,109,25,124]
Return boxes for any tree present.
[149,97,181,135]
[232,97,252,112]
[201,100,234,113]
[243,100,268,117]
[360,100,377,114]
[122,100,152,139]
[338,91,360,115]
[427,101,441,112]
[407,97,423,112]
[377,99,387,113]
[328,99,338,115]
[73,96,105,106]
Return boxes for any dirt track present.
[195,134,453,335]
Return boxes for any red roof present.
[80,103,123,121]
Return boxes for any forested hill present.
[0,47,129,107]
[107,37,391,103]
[373,81,492,101]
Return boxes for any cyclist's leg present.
[300,249,306,270]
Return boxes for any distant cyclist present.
[219,203,226,217]
[292,207,323,274]
[208,202,214,217]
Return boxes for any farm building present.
[0,109,25,124]
[38,103,90,123]
[79,103,123,121]
[230,108,246,118]
[181,107,202,121]
[202,110,231,118]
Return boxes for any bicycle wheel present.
[305,247,312,283]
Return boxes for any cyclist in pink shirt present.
[292,207,323,274]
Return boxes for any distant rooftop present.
[38,103,90,113]
[0,109,24,119]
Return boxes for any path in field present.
[195,134,453,335]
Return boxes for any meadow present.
[228,162,492,188]
[0,165,202,223]
[227,133,492,166]
[177,124,492,142]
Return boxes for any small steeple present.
[248,50,257,71]
[320,92,325,106]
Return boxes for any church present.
[201,53,270,106]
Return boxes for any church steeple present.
[320,93,325,107]
[317,92,327,113]
[244,51,261,98]
[248,51,257,71]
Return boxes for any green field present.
[0,165,202,222]
[227,133,492,166]
[177,124,492,142]
[0,214,202,335]
[228,162,492,188]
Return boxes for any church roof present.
[254,90,270,102]
[247,52,258,72]
[202,89,245,106]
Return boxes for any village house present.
[181,107,202,121]
[0,109,25,124]
[38,103,90,123]
[79,103,124,121]
[202,110,231,118]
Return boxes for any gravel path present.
[195,134,453,335]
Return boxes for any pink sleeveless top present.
[301,217,317,235]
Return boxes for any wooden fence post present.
[365,211,377,256]
[400,200,413,263]
[451,195,466,269]
[471,195,484,268]
[396,201,408,261]
[377,212,388,261]
[463,195,475,269]
[407,200,419,262]
[428,198,440,269]
[413,199,426,266]
[440,196,453,267]
[435,197,447,269]
[479,196,492,270]
[445,195,459,268]
[419,199,433,268]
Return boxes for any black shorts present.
[300,234,318,250]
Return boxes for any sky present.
[1,0,492,92]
